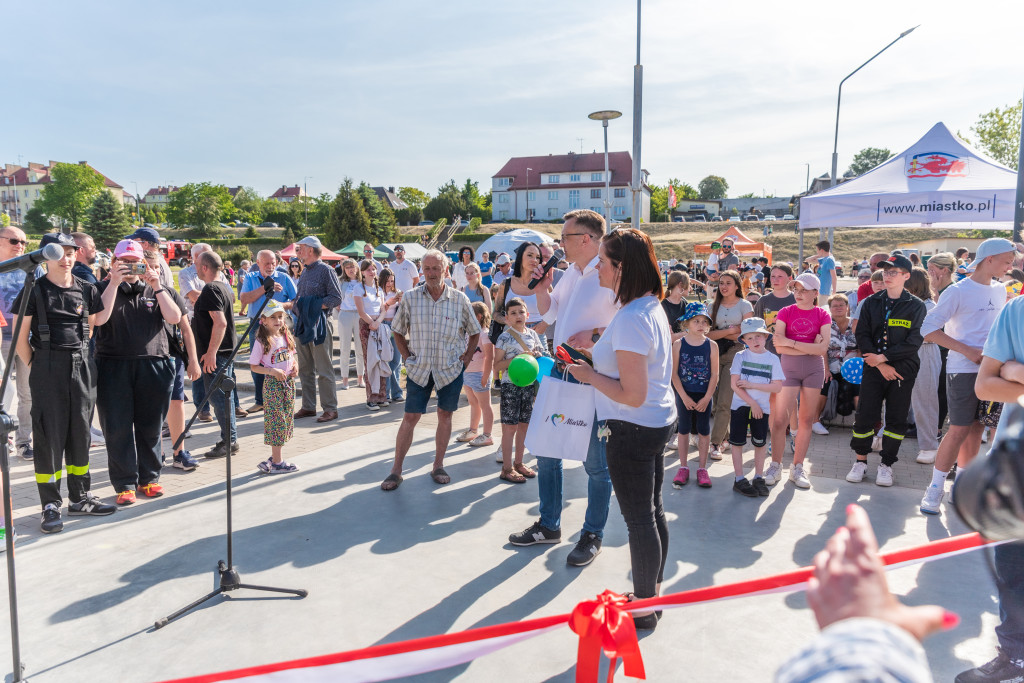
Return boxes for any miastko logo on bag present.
[546,413,587,427]
[905,152,968,180]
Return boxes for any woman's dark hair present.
[378,267,395,291]
[599,228,663,305]
[1010,268,1024,283]
[512,242,540,278]
[710,270,742,324]
[458,246,475,263]
[906,266,932,301]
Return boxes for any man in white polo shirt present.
[506,209,618,568]
[390,245,419,291]
[918,238,1014,516]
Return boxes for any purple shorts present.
[781,354,825,389]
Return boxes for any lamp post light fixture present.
[828,24,918,244]
[525,168,532,221]
[303,176,313,230]
[589,109,622,233]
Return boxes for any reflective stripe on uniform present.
[35,470,64,484]
[66,464,89,476]
[882,430,905,441]
[852,430,875,439]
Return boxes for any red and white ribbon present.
[159,532,1000,683]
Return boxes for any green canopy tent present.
[337,240,390,259]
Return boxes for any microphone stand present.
[0,269,36,682]
[154,277,306,629]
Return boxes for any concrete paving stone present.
[0,377,999,682]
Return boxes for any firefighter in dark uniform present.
[14,232,117,534]
[847,254,926,487]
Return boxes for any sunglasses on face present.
[3,238,27,246]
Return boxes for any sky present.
[4,0,1022,201]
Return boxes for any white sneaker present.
[495,447,504,463]
[871,435,883,452]
[920,484,944,515]
[846,461,867,483]
[787,433,797,454]
[709,444,723,461]
[763,461,783,486]
[789,463,810,489]
[811,422,829,436]
[916,449,937,464]
[875,464,894,487]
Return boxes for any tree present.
[84,190,130,248]
[231,186,265,225]
[165,182,234,237]
[22,206,54,233]
[847,147,894,176]
[697,175,728,200]
[460,179,489,219]
[395,206,424,225]
[322,178,371,248]
[398,186,430,210]
[0,213,9,228]
[423,181,469,222]
[649,177,697,221]
[280,225,296,246]
[357,182,396,243]
[962,99,1022,169]
[36,162,106,231]
[308,193,333,229]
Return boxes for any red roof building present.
[269,185,306,203]
[1,160,128,225]
[491,151,649,223]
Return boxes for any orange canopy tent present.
[694,226,772,265]
[279,243,345,263]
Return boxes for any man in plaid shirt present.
[381,250,480,490]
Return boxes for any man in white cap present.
[492,253,512,285]
[918,238,1014,515]
[289,236,344,423]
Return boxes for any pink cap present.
[114,239,145,259]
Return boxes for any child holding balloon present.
[493,298,547,483]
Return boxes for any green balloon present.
[508,353,540,387]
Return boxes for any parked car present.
[763,215,777,221]
[743,215,760,221]
[782,214,796,220]
[259,222,278,228]
[418,221,435,226]
[144,223,159,229]
[672,216,684,222]
[711,216,724,221]
[236,222,252,227]
[689,215,706,222]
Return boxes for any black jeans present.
[604,419,674,600]
[96,357,175,491]
[996,542,1024,659]
[850,363,917,465]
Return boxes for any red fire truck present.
[161,240,193,267]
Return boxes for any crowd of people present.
[0,209,1022,681]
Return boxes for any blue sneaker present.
[173,450,199,471]
[269,461,299,474]
[19,445,33,461]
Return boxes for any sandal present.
[430,467,451,485]
[500,467,527,484]
[380,473,403,491]
[513,463,536,479]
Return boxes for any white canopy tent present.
[475,228,555,257]
[381,243,428,261]
[799,122,1017,231]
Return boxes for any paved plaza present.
[0,360,1000,682]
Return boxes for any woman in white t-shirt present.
[336,259,365,390]
[566,228,676,632]
[452,246,475,290]
[355,259,396,410]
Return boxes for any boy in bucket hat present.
[728,317,784,497]
[670,302,719,488]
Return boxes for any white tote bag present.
[524,375,596,462]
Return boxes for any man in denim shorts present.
[381,250,480,490]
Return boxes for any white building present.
[491,151,650,223]
[2,161,130,225]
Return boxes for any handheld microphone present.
[528,248,564,290]
[0,243,65,276]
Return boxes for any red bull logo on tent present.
[905,152,969,179]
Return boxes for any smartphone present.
[124,262,147,275]
[557,343,593,367]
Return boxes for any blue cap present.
[680,301,712,324]
[125,226,161,244]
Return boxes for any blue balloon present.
[536,355,555,383]
[841,357,865,385]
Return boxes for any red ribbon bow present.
[569,590,646,682]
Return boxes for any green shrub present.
[217,245,253,266]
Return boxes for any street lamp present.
[303,176,313,231]
[131,180,141,227]
[828,24,918,244]
[525,168,532,221]
[631,0,643,227]
[589,110,622,233]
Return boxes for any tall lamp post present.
[828,25,918,245]
[303,176,313,231]
[525,168,532,221]
[589,110,622,233]
[631,0,644,227]
[131,180,141,228]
